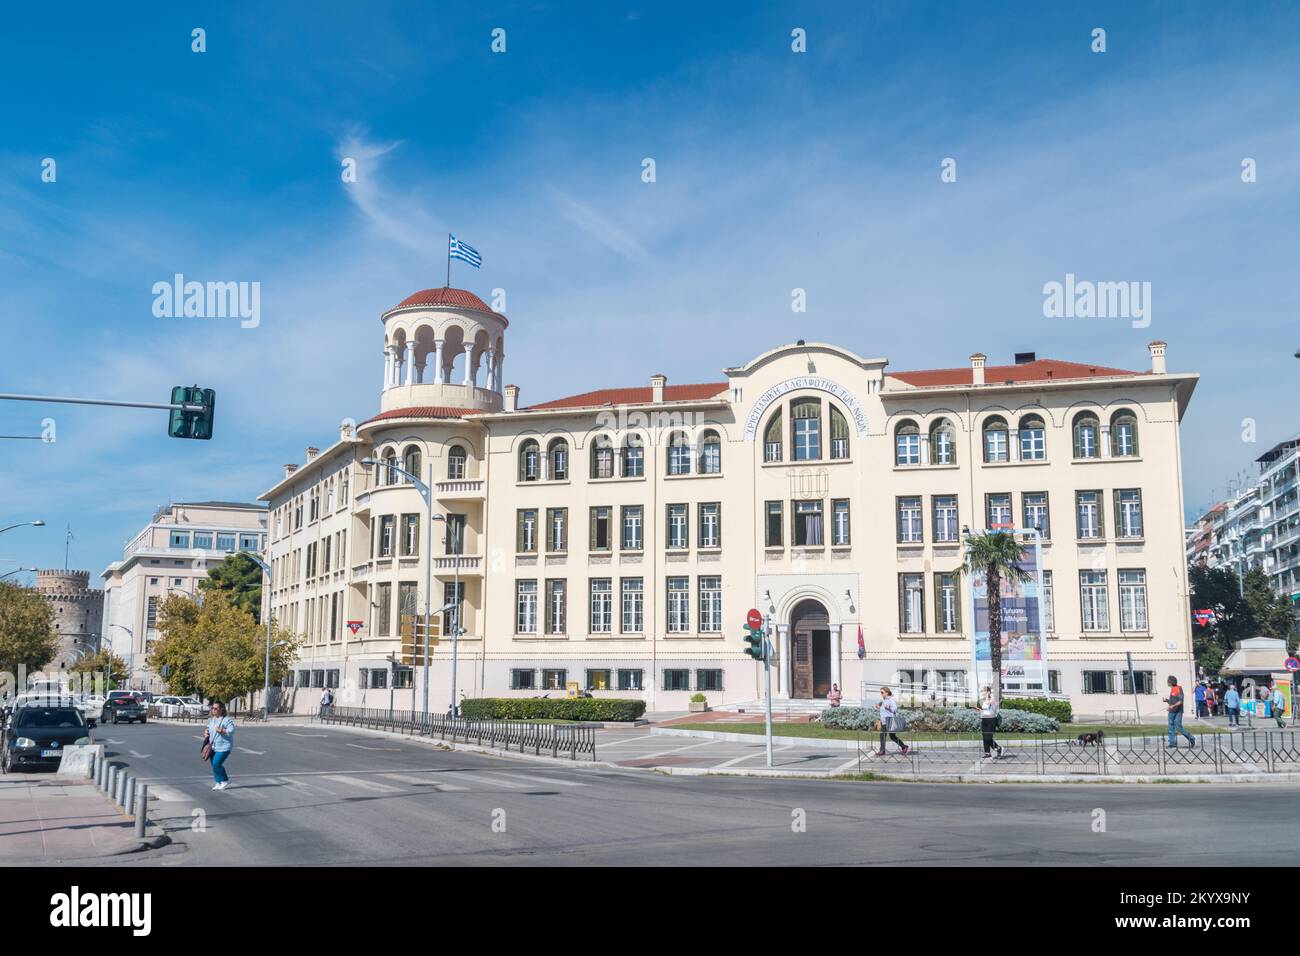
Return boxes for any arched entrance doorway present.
[789,599,832,699]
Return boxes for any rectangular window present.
[516,580,538,634]
[663,669,690,691]
[170,531,190,548]
[984,427,1008,463]
[1048,670,1061,694]
[699,576,722,632]
[375,582,392,637]
[541,669,567,690]
[590,578,613,634]
[1076,490,1104,539]
[1115,489,1144,538]
[240,533,260,551]
[393,667,413,690]
[793,500,824,546]
[1080,570,1110,631]
[1023,492,1050,538]
[511,669,536,690]
[1118,569,1148,631]
[935,572,960,633]
[216,534,236,552]
[696,669,724,692]
[1082,671,1116,694]
[401,514,419,556]
[666,504,688,550]
[899,573,925,634]
[897,496,923,543]
[1020,425,1046,460]
[622,442,644,477]
[326,669,340,689]
[1042,570,1055,633]
[621,577,644,633]
[765,501,784,547]
[932,495,959,542]
[446,514,465,556]
[192,532,213,549]
[545,579,567,634]
[617,669,644,691]
[896,430,921,466]
[443,581,464,636]
[699,502,721,548]
[586,669,611,691]
[1121,670,1155,694]
[590,506,612,552]
[668,440,691,476]
[621,505,643,550]
[593,444,615,479]
[146,596,158,628]
[667,577,690,633]
[311,670,324,689]
[831,499,851,546]
[379,515,395,557]
[546,508,567,553]
[517,509,537,553]
[985,493,1012,529]
[369,667,387,690]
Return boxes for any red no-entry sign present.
[746,608,763,629]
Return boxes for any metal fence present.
[851,729,1300,776]
[314,706,597,761]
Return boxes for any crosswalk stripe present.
[443,771,533,790]
[323,774,402,793]
[493,772,587,788]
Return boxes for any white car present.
[78,695,106,722]
[154,695,206,718]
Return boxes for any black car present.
[2,705,93,772]
[103,692,148,724]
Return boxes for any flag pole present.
[446,233,451,288]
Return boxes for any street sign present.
[746,608,763,629]
[1285,657,1300,673]
[346,620,363,635]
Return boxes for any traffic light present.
[742,624,766,660]
[168,386,216,440]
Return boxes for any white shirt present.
[980,698,998,719]
[879,696,897,719]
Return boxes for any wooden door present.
[792,630,813,699]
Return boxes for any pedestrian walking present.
[1224,684,1241,727]
[205,701,235,791]
[874,687,910,756]
[319,686,334,719]
[827,683,843,708]
[1205,684,1217,719]
[1270,684,1287,729]
[1163,675,1196,748]
[1194,681,1207,718]
[979,686,1003,759]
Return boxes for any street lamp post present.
[0,567,37,580]
[110,624,133,689]
[243,553,274,721]
[0,520,45,536]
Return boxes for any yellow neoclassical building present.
[260,286,1198,717]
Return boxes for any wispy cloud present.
[548,186,652,263]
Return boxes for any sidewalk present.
[0,776,167,864]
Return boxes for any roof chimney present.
[284,463,298,478]
[339,419,355,442]
[503,384,519,413]
[651,374,667,403]
[970,353,986,386]
[1148,340,1167,375]
[305,446,319,461]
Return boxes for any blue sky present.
[2,1,1299,580]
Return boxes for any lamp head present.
[31,520,45,527]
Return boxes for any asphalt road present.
[64,721,1300,866]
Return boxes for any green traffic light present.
[168,385,216,440]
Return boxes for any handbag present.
[200,731,214,762]
[893,711,908,732]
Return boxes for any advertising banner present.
[970,533,1048,693]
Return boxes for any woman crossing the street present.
[205,700,236,790]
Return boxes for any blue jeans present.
[1227,706,1240,726]
[1167,711,1194,745]
[211,749,231,783]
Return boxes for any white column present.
[1009,429,1020,462]
[495,354,505,394]
[778,625,791,699]
[403,342,415,386]
[1100,425,1113,458]
[919,434,931,466]
[462,344,475,386]
[485,348,498,392]
[433,339,445,385]
[383,348,392,390]
[830,625,842,696]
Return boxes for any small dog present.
[1075,731,1106,746]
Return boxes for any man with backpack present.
[319,686,334,719]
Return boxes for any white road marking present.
[380,773,468,791]
[236,747,265,755]
[286,732,327,738]
[713,751,768,769]
[593,734,658,747]
[323,774,402,793]
[106,738,125,744]
[629,740,722,760]
[493,772,586,788]
[147,784,191,802]
[445,771,532,790]
[345,743,401,751]
[128,750,152,759]
[834,757,863,772]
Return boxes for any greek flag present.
[449,234,482,268]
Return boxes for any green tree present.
[0,582,58,691]
[962,531,1031,706]
[149,591,299,704]
[1189,565,1298,671]
[69,649,130,692]
[199,552,265,623]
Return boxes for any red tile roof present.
[526,382,729,412]
[889,358,1145,388]
[361,406,481,425]
[386,287,506,325]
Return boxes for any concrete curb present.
[651,765,1300,784]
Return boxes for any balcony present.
[435,479,485,499]
[434,554,482,573]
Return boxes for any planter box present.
[688,701,709,713]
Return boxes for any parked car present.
[2,704,93,772]
[78,695,106,723]
[102,691,148,724]
[153,695,205,718]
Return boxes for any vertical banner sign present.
[970,532,1049,694]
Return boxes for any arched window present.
[699,430,722,474]
[930,419,955,465]
[519,440,540,482]
[383,450,399,485]
[591,435,615,479]
[447,444,467,480]
[829,406,849,459]
[547,439,569,481]
[792,398,821,461]
[402,445,422,481]
[1073,412,1100,459]
[1018,415,1046,461]
[763,410,783,463]
[1111,409,1139,457]
[895,420,921,466]
[622,434,644,478]
[667,431,692,476]
[982,416,1009,463]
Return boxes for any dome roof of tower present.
[384,287,507,326]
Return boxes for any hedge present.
[820,704,1059,734]
[1003,697,1073,723]
[458,697,646,722]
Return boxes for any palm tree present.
[962,530,1031,705]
